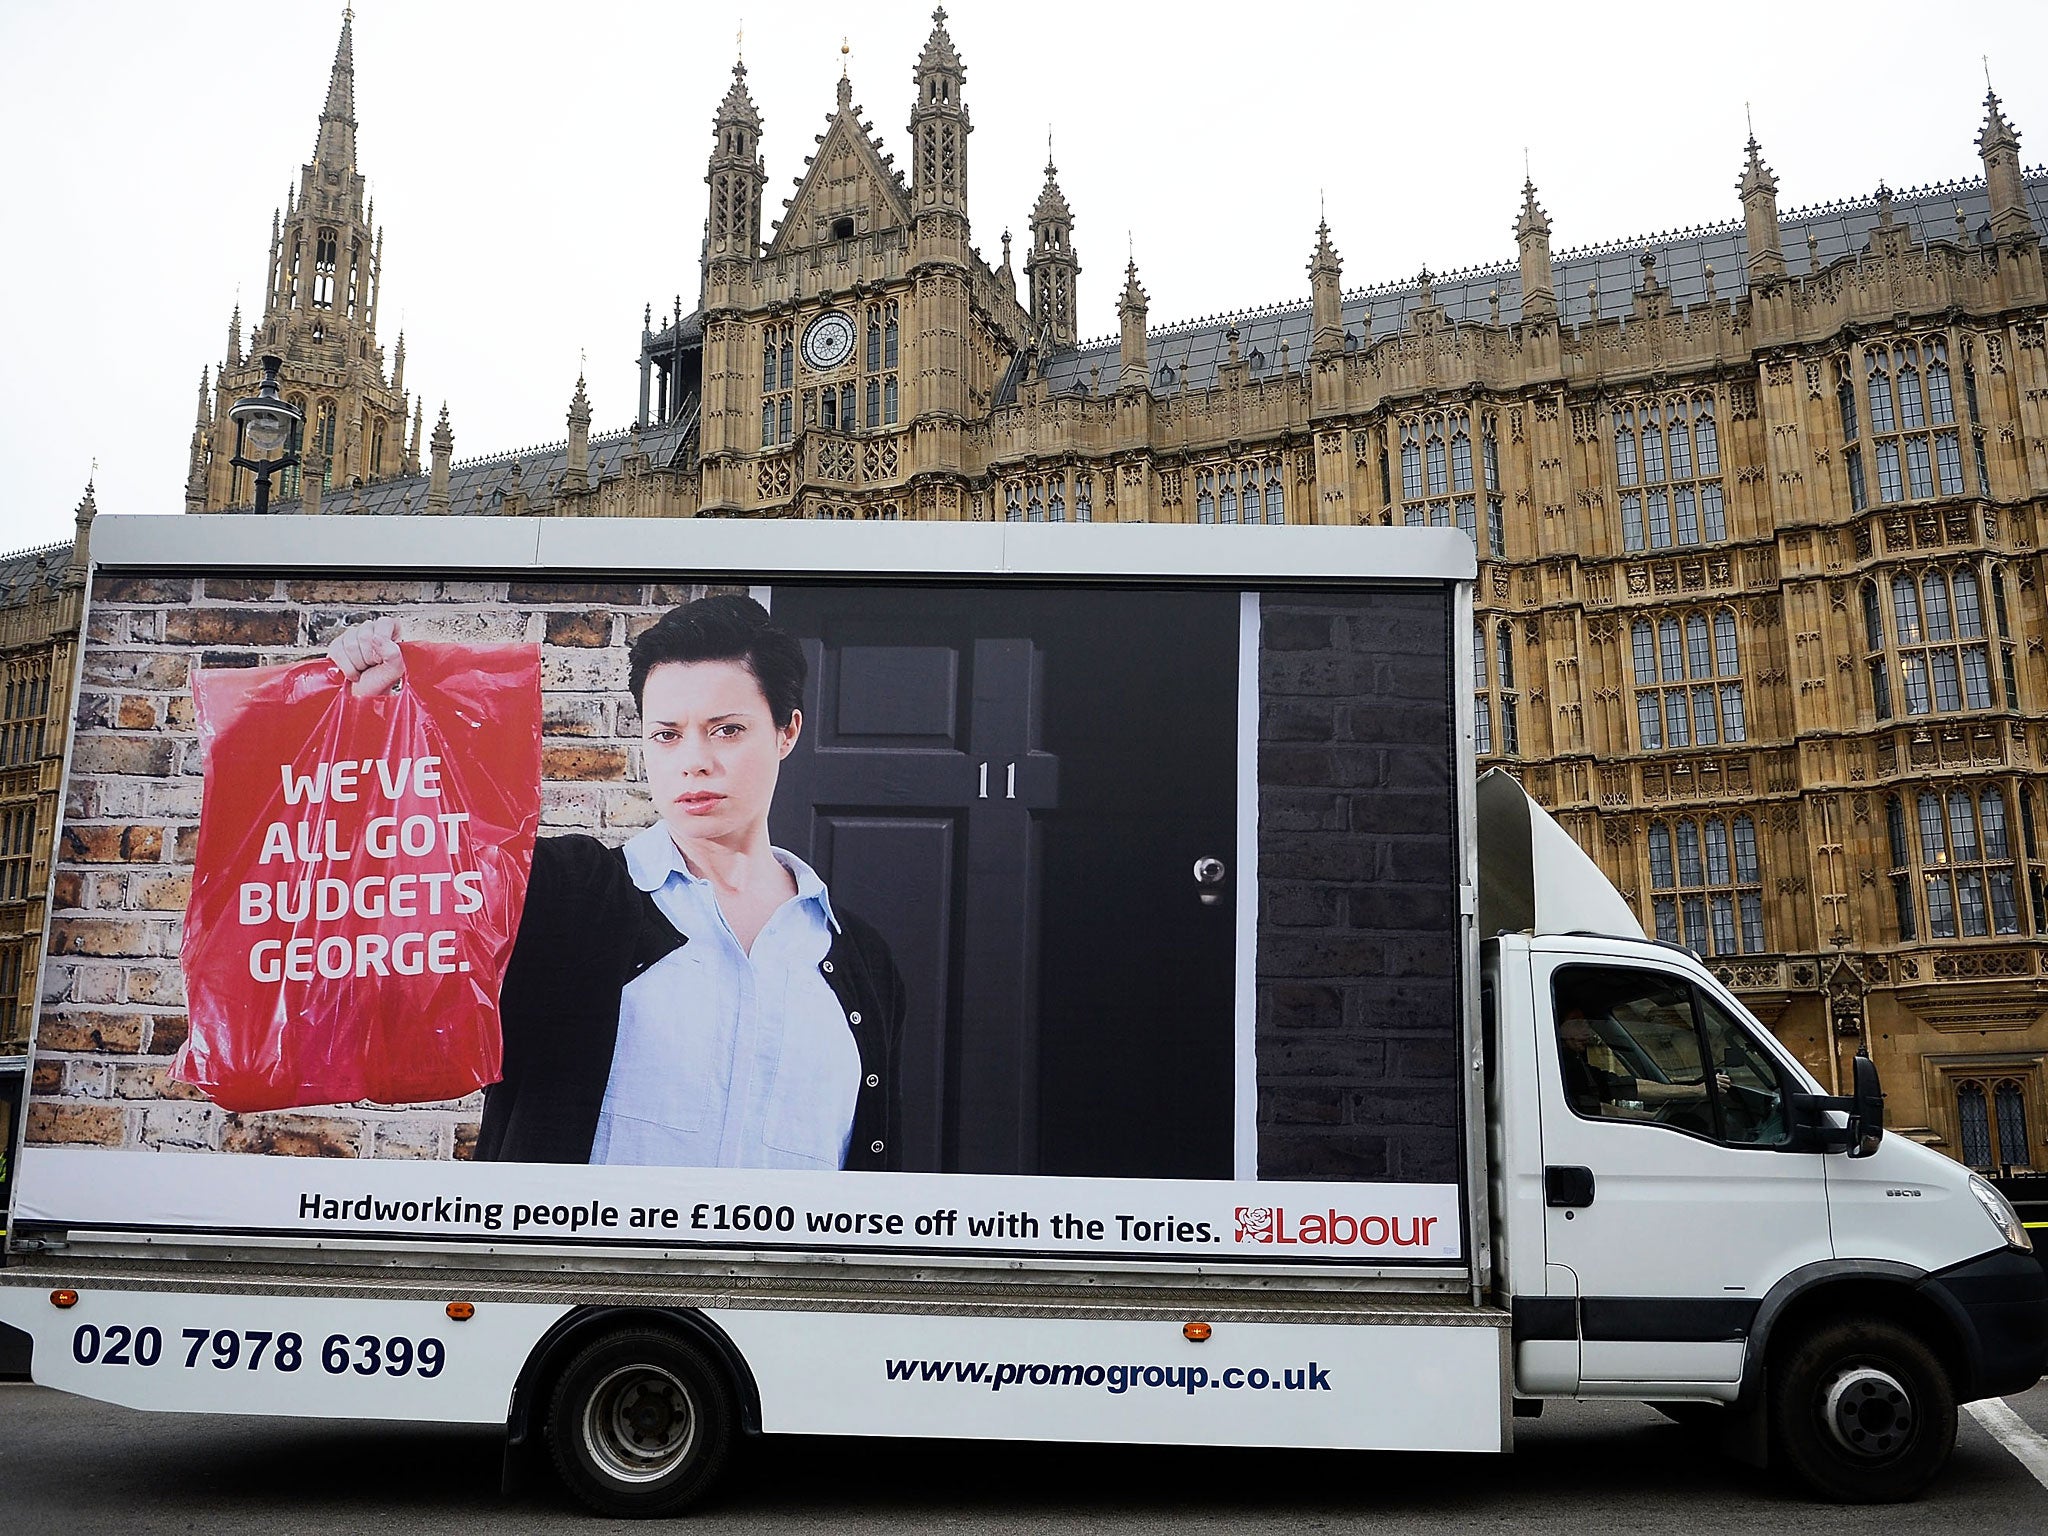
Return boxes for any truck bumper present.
[1919,1246,2048,1402]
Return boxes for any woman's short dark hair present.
[628,595,806,727]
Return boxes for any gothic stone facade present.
[200,12,2048,1170]
[0,490,96,1059]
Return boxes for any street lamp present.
[229,354,302,514]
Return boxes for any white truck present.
[0,515,2039,1514]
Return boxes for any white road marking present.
[1967,1398,2048,1492]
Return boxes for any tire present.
[1767,1317,1955,1503]
[546,1327,735,1518]
[1649,1401,1724,1430]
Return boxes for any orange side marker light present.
[1183,1321,1212,1342]
[50,1290,79,1309]
[445,1301,476,1321]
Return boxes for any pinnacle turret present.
[910,5,969,212]
[1978,82,2034,242]
[1119,257,1150,390]
[916,7,963,77]
[1738,132,1785,280]
[1031,156,1072,226]
[1026,150,1078,349]
[1515,177,1556,321]
[706,57,766,260]
[1309,219,1344,357]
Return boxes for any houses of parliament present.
[4,10,2046,1178]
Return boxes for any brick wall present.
[1255,590,1463,1183]
[30,574,711,1160]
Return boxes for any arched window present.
[1399,410,1484,550]
[1264,462,1285,525]
[1474,622,1492,756]
[1864,564,2004,718]
[1856,337,1964,503]
[1475,620,1519,757]
[759,322,794,447]
[314,401,337,489]
[1647,814,1765,954]
[1954,1075,2035,1172]
[1913,787,2022,938]
[1617,393,1724,551]
[312,228,338,309]
[1631,608,1746,749]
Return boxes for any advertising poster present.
[18,564,1465,1265]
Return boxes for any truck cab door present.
[1532,950,1832,1393]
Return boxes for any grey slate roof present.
[1039,170,2048,399]
[257,404,700,517]
[0,543,70,607]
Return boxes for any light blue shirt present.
[591,824,860,1170]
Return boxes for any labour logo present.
[1234,1206,1276,1243]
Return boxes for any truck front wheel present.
[547,1328,735,1517]
[1768,1317,1955,1503]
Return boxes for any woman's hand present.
[327,616,406,697]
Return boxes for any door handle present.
[1544,1165,1595,1208]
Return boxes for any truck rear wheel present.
[1768,1317,1954,1503]
[547,1328,735,1518]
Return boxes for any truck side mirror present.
[1784,1055,1885,1157]
[1847,1053,1885,1159]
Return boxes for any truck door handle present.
[1545,1165,1595,1208]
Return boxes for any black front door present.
[767,584,1238,1178]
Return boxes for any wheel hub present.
[583,1365,698,1482]
[1820,1366,1914,1458]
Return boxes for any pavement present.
[0,1379,2043,1530]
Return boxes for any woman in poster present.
[329,596,903,1170]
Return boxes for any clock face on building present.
[801,311,857,371]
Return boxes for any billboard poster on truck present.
[16,554,1468,1266]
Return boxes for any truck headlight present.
[1968,1175,2033,1254]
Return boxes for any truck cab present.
[1478,769,2045,1500]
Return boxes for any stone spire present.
[426,403,453,512]
[202,12,405,510]
[391,329,406,394]
[1738,132,1786,281]
[910,7,969,212]
[1309,216,1344,357]
[403,396,422,477]
[1026,151,1078,349]
[1118,256,1149,390]
[225,303,243,368]
[1978,84,2034,242]
[563,374,593,494]
[707,59,766,260]
[65,478,98,587]
[313,12,357,181]
[184,367,211,513]
[1515,177,1557,321]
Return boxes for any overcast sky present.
[2,0,2043,552]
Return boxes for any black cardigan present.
[476,834,904,1169]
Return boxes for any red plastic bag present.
[174,643,542,1112]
